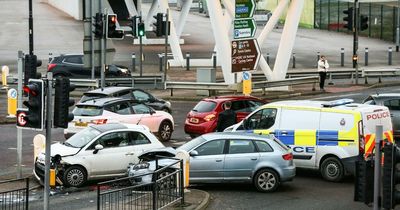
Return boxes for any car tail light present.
[204,114,216,122]
[47,63,57,71]
[91,119,108,124]
[282,153,293,161]
[358,120,365,154]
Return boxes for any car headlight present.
[132,162,150,170]
[165,101,171,108]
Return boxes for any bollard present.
[132,53,136,72]
[340,48,344,67]
[48,53,52,63]
[2,65,9,89]
[365,48,369,66]
[266,53,270,65]
[212,51,217,69]
[388,47,393,65]
[328,73,334,85]
[317,52,320,62]
[7,88,17,118]
[292,53,296,69]
[159,54,163,72]
[186,52,190,71]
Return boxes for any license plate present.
[75,121,88,127]
[189,118,199,123]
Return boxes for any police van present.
[227,99,393,182]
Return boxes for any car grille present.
[35,162,45,180]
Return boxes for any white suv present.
[64,98,174,141]
[34,123,165,187]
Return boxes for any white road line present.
[8,147,17,150]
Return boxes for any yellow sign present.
[243,79,252,95]
[7,88,17,117]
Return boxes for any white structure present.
[45,0,305,84]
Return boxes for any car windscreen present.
[192,101,217,113]
[73,105,103,116]
[81,93,107,102]
[64,127,102,148]
[177,136,207,152]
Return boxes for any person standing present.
[317,55,329,91]
[216,101,237,132]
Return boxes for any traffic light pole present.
[164,10,169,81]
[353,0,359,84]
[16,51,24,179]
[101,11,107,89]
[373,125,383,210]
[28,0,34,55]
[396,0,400,52]
[44,72,53,210]
[139,15,143,77]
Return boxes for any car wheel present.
[63,166,87,187]
[158,121,173,141]
[254,169,280,192]
[320,157,344,182]
[157,169,176,190]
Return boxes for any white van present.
[227,99,393,182]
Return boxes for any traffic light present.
[106,14,124,39]
[138,22,145,37]
[343,7,353,31]
[153,13,163,37]
[162,19,171,36]
[54,77,75,128]
[360,15,368,31]
[24,54,42,86]
[130,16,137,37]
[93,13,104,39]
[382,142,400,209]
[19,79,44,130]
[354,159,374,204]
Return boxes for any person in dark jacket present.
[216,101,237,132]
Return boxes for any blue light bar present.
[322,99,354,107]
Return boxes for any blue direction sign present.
[235,0,256,19]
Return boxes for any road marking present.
[8,147,17,150]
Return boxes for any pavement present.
[1,0,400,209]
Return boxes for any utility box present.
[197,68,216,96]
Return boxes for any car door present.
[81,131,137,177]
[132,90,160,110]
[223,139,259,181]
[104,102,136,124]
[125,131,159,164]
[383,99,400,138]
[62,55,86,78]
[131,103,162,132]
[189,139,226,183]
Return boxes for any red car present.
[184,95,267,137]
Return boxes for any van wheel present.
[253,169,280,192]
[320,157,344,182]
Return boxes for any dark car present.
[184,95,267,138]
[47,54,131,78]
[79,87,172,113]
[363,93,400,141]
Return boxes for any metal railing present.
[165,81,238,96]
[0,178,29,210]
[252,76,319,94]
[362,68,400,84]
[69,75,164,89]
[97,157,184,210]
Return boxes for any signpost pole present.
[17,51,24,179]
[44,72,53,210]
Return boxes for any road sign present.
[242,71,252,95]
[243,71,250,80]
[231,39,261,73]
[17,109,27,127]
[234,18,256,39]
[235,0,256,19]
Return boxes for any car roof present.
[201,132,274,141]
[84,87,135,96]
[202,95,263,103]
[90,123,149,133]
[369,93,400,99]
[76,97,130,106]
[264,100,386,112]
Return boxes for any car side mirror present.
[189,150,198,156]
[149,108,156,115]
[93,144,104,154]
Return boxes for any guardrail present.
[362,68,400,84]
[252,76,319,94]
[69,75,164,89]
[165,81,238,96]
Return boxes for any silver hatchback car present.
[128,132,295,192]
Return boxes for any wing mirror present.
[189,150,199,156]
[93,144,104,154]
